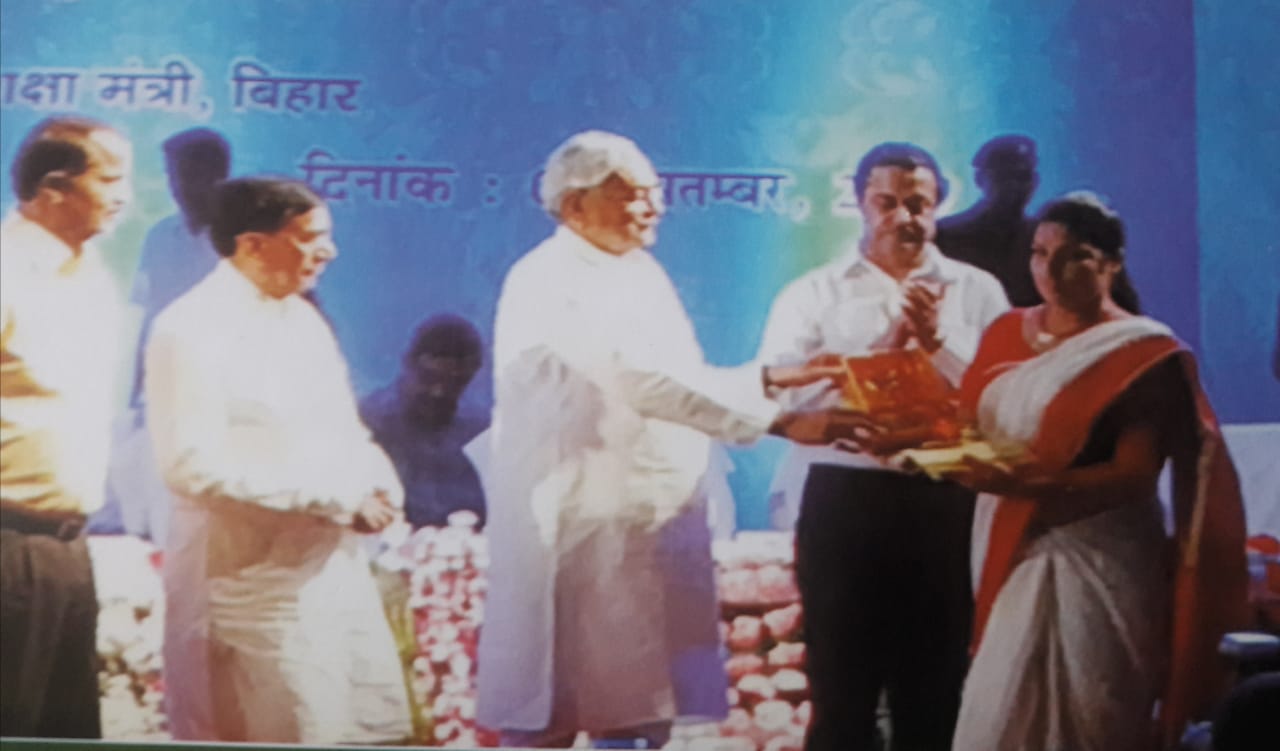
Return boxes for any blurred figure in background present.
[131,127,229,401]
[361,313,488,530]
[936,134,1042,307]
[93,128,230,544]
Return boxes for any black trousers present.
[795,466,975,751]
[0,527,101,738]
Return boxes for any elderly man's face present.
[859,165,939,271]
[249,206,337,298]
[565,173,664,255]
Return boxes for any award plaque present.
[840,349,1027,477]
[840,349,964,443]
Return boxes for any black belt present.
[0,506,86,541]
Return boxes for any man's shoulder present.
[504,234,562,276]
[938,252,1003,287]
[0,229,29,278]
[358,386,397,424]
[0,213,22,248]
[773,253,850,300]
[81,247,124,299]
[499,234,580,305]
[150,269,219,334]
[452,407,491,438]
[0,214,49,270]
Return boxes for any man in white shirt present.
[757,143,1009,751]
[477,130,848,748]
[0,116,132,738]
[145,177,411,744]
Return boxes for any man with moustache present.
[757,143,1009,751]
[477,130,850,749]
[144,178,411,744]
[0,116,132,739]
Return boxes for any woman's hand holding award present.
[830,349,1023,479]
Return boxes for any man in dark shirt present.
[360,314,488,529]
[936,134,1042,306]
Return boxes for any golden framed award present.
[840,350,1021,478]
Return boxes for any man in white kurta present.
[476,131,842,748]
[145,178,410,744]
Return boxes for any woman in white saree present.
[940,193,1248,750]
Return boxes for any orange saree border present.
[969,335,1248,747]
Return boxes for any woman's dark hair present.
[208,177,323,257]
[1036,191,1142,314]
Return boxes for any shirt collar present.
[839,242,957,284]
[552,224,644,268]
[208,258,293,309]
[1,211,94,276]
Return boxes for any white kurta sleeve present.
[755,279,828,410]
[614,260,780,444]
[493,262,613,460]
[316,328,405,512]
[496,255,778,447]
[614,358,779,444]
[930,272,1011,384]
[756,279,824,368]
[145,323,372,520]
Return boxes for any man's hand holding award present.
[768,347,1025,480]
[836,349,1025,478]
[765,354,888,444]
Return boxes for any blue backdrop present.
[2,0,1275,530]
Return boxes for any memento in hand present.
[840,349,964,444]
